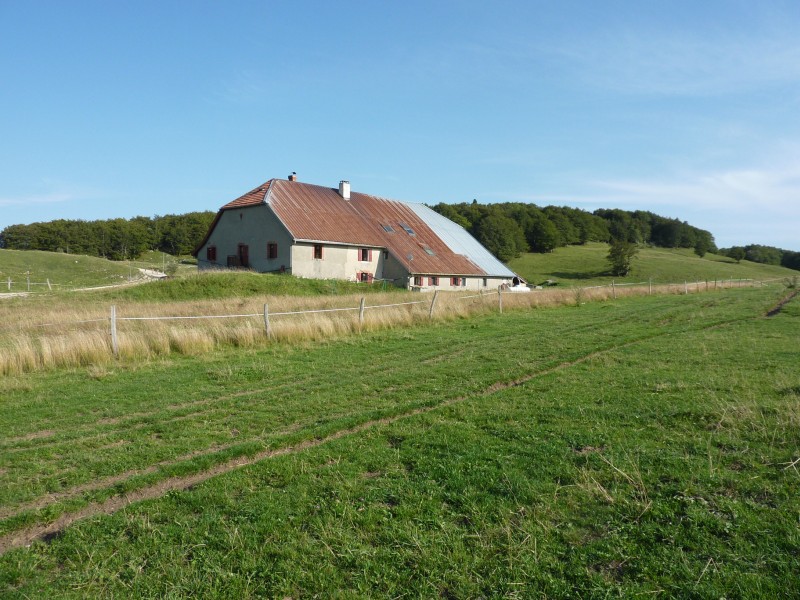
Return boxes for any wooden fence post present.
[47,279,52,291]
[26,273,30,292]
[684,281,688,295]
[110,305,119,357]
[359,297,366,325]
[263,304,272,340]
[429,290,439,319]
[6,277,10,291]
[612,280,616,300]
[497,288,503,314]
[649,278,652,295]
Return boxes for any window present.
[359,272,372,283]
[413,275,423,287]
[267,242,278,260]
[313,244,323,259]
[483,278,488,287]
[451,277,462,287]
[398,223,415,236]
[382,224,395,233]
[422,245,435,256]
[359,248,372,262]
[429,276,439,286]
[207,245,217,263]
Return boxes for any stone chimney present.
[339,180,351,200]
[288,172,297,182]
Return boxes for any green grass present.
[509,242,799,287]
[95,271,399,302]
[1,286,798,597]
[0,249,136,289]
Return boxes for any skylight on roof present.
[422,245,435,255]
[398,223,415,236]
[382,224,395,233]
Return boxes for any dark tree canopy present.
[607,239,639,276]
[0,212,215,260]
[431,201,717,262]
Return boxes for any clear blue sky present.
[2,1,798,250]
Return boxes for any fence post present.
[612,280,616,300]
[359,297,366,325]
[26,272,30,292]
[649,278,652,295]
[684,281,688,295]
[263,304,272,340]
[6,277,10,291]
[497,288,503,314]
[429,290,439,319]
[47,278,52,291]
[110,305,119,357]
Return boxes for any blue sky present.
[1,0,799,250]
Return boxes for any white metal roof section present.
[405,203,517,278]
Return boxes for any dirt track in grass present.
[0,339,639,556]
[766,289,799,317]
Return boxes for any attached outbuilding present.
[193,174,518,291]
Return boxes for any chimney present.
[338,180,351,200]
[288,172,297,182]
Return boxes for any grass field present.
[508,242,798,287]
[1,286,798,597]
[4,244,798,296]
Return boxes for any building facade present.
[194,175,518,290]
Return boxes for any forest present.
[0,212,215,260]
[431,202,717,260]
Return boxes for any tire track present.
[0,315,746,556]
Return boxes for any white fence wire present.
[5,276,792,357]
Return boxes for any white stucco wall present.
[197,205,293,273]
[406,275,510,292]
[291,243,386,282]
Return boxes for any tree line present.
[0,212,215,260]
[431,201,717,262]
[717,244,800,271]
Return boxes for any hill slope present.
[0,249,136,290]
[508,243,798,287]
[2,245,797,299]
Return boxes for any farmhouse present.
[194,174,518,291]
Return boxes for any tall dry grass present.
[0,282,748,375]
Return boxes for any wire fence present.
[6,276,786,356]
[0,276,794,376]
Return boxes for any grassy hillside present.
[1,288,798,596]
[4,245,797,298]
[508,242,798,287]
[0,249,136,289]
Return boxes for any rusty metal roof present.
[211,178,512,277]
